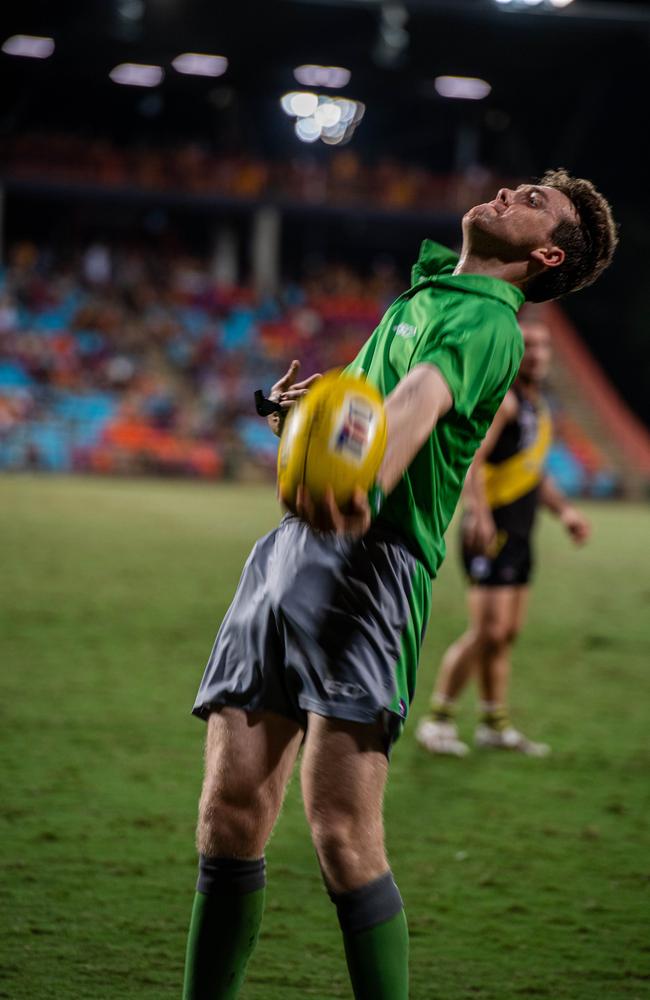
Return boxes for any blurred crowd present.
[0,240,397,478]
[1,133,500,213]
[0,239,618,494]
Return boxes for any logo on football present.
[331,395,376,464]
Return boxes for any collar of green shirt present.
[411,238,525,313]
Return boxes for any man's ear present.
[530,245,565,269]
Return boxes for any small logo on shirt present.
[393,322,417,339]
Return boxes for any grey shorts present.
[193,514,431,748]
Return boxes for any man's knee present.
[308,812,386,893]
[197,784,272,858]
[475,620,518,652]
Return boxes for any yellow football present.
[277,370,387,510]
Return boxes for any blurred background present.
[1,0,650,497]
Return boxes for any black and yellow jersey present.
[481,388,552,539]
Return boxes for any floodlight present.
[294,65,351,88]
[314,100,342,128]
[109,63,164,87]
[288,92,319,117]
[295,117,322,142]
[2,35,55,58]
[434,76,491,100]
[172,53,228,78]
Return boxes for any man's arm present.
[295,364,453,535]
[539,474,591,544]
[377,364,452,492]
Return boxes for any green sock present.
[183,856,266,1000]
[342,909,409,1000]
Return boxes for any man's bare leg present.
[471,586,548,753]
[301,713,408,1000]
[183,707,303,1000]
[473,585,529,712]
[417,586,523,756]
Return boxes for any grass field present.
[1,474,649,1000]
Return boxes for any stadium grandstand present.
[1,233,647,494]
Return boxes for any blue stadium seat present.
[0,361,33,389]
[546,444,586,497]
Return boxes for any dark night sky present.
[1,0,649,423]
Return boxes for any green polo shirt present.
[345,239,524,577]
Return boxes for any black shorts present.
[193,514,431,751]
[461,529,533,587]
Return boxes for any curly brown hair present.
[525,168,618,303]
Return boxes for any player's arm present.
[377,363,452,492]
[266,360,321,437]
[297,363,453,535]
[462,391,518,553]
[539,474,591,544]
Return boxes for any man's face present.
[463,184,578,263]
[519,321,552,384]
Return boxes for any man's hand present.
[282,485,372,538]
[267,359,321,437]
[560,505,591,545]
[463,505,497,554]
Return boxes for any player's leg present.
[416,586,480,756]
[301,714,409,1000]
[183,707,303,1000]
[434,612,481,704]
[473,583,522,722]
[473,585,548,754]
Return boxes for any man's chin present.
[463,205,500,243]
[465,202,498,225]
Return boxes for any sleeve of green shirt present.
[411,313,519,419]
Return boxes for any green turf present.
[1,475,649,999]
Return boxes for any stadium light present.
[2,34,55,59]
[314,100,342,128]
[434,76,492,101]
[293,65,351,88]
[295,117,322,143]
[172,53,228,78]
[109,63,164,87]
[493,0,576,6]
[280,91,319,118]
[281,92,365,146]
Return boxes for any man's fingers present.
[350,487,370,516]
[293,373,322,391]
[280,388,308,402]
[294,484,370,537]
[279,373,322,405]
[322,487,342,532]
[573,523,590,544]
[272,359,300,396]
[345,489,371,536]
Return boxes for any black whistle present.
[254,390,284,417]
